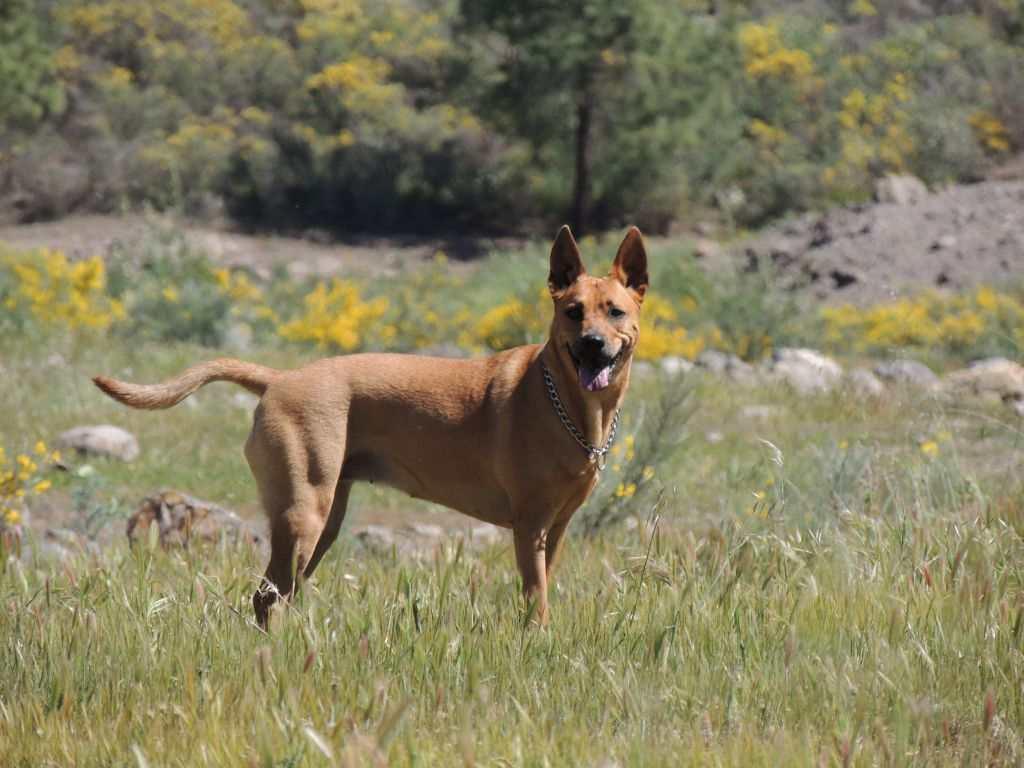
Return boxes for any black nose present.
[579,334,605,355]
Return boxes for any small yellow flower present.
[752,490,766,501]
[162,286,180,303]
[641,466,655,481]
[3,507,21,526]
[920,440,939,458]
[50,450,61,463]
[33,480,51,494]
[34,440,47,455]
[615,482,637,499]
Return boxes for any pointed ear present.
[610,226,648,302]
[548,225,585,295]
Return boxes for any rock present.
[874,359,939,389]
[696,350,756,382]
[57,425,140,462]
[126,490,263,548]
[875,174,928,205]
[403,522,444,539]
[766,347,842,394]
[942,358,1024,406]
[353,525,400,553]
[659,356,694,376]
[847,369,885,398]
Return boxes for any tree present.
[0,0,63,134]
[462,1,643,234]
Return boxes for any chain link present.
[541,361,619,470]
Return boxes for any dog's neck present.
[539,343,630,454]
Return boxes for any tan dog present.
[93,225,648,626]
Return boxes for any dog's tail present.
[93,358,277,410]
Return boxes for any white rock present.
[57,425,140,462]
[767,347,843,394]
[847,369,885,398]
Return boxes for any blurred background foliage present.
[1,0,1022,234]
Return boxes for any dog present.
[93,225,648,626]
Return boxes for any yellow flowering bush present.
[635,294,723,362]
[822,286,1024,356]
[278,279,390,351]
[739,23,814,82]
[0,440,60,534]
[0,248,125,332]
[458,288,550,352]
[968,111,1011,154]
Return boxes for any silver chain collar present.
[541,361,620,470]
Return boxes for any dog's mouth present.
[568,345,623,392]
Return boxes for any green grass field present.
[1,327,1023,766]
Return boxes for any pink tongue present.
[579,365,612,392]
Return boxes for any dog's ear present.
[548,225,585,294]
[610,226,648,303]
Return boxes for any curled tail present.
[93,358,277,410]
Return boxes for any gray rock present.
[847,369,885,398]
[353,525,399,553]
[875,174,928,205]
[874,359,939,388]
[767,347,842,394]
[57,425,140,462]
[659,356,694,376]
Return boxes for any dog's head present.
[547,225,648,394]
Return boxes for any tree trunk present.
[570,87,593,236]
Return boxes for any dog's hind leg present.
[303,479,352,579]
[247,421,344,627]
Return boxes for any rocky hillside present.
[733,178,1024,305]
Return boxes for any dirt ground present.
[2,179,1022,302]
[731,179,1024,305]
[0,213,521,280]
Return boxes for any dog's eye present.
[609,306,625,319]
[566,305,583,321]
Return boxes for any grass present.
[1,331,1023,765]
[2,498,1022,766]
[1,240,1023,764]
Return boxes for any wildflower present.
[920,440,939,458]
[162,286,180,303]
[34,440,47,455]
[33,480,51,494]
[2,507,20,526]
[641,466,655,481]
[615,482,637,499]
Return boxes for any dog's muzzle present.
[569,336,623,392]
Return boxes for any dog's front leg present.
[513,523,549,625]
